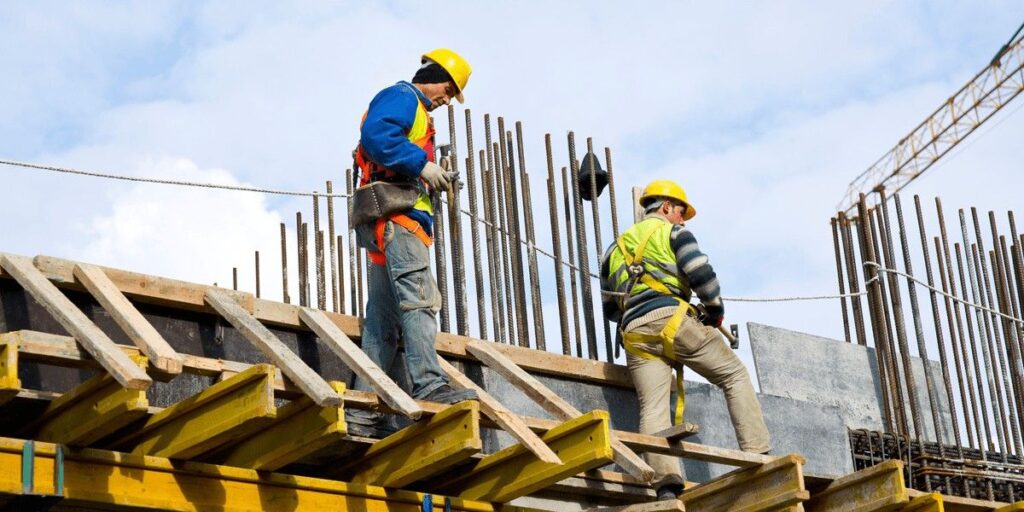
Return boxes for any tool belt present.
[349,180,421,228]
[621,299,697,426]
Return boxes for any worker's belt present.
[621,300,696,426]
[368,214,432,265]
[350,180,421,227]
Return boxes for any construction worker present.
[346,49,477,438]
[600,180,770,499]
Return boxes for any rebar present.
[934,235,977,449]
[839,212,868,346]
[500,120,530,348]
[971,243,1013,455]
[994,232,1024,454]
[302,222,311,307]
[314,193,326,310]
[327,181,339,313]
[232,267,238,291]
[255,251,261,299]
[605,146,623,359]
[464,110,487,340]
[433,159,450,334]
[871,205,910,434]
[586,137,613,362]
[832,217,853,344]
[482,161,505,344]
[336,234,345,314]
[280,222,290,304]
[494,140,516,345]
[447,105,469,336]
[955,242,996,453]
[297,212,307,307]
[346,169,361,317]
[483,114,508,344]
[546,135,571,356]
[517,122,546,351]
[568,131,598,360]
[563,166,584,359]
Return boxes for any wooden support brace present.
[653,422,700,441]
[805,460,907,512]
[0,340,19,407]
[995,503,1024,512]
[904,493,944,512]
[205,289,340,407]
[298,307,421,418]
[31,354,150,446]
[0,436,536,512]
[343,401,482,488]
[439,356,562,465]
[220,381,347,471]
[0,253,151,390]
[73,263,184,378]
[127,363,277,459]
[582,501,685,512]
[466,339,655,482]
[444,410,615,503]
[679,454,808,512]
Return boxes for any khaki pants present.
[626,311,771,486]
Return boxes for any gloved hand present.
[420,161,454,192]
[701,304,724,328]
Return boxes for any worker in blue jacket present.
[346,49,477,438]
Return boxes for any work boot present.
[417,384,478,404]
[344,412,398,439]
[655,483,684,501]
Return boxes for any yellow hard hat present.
[639,180,696,220]
[422,48,471,103]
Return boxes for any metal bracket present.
[2,441,64,511]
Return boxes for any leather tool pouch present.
[350,181,421,227]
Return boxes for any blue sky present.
[2,2,1023,368]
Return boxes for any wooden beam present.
[679,454,808,512]
[298,307,422,418]
[31,353,150,446]
[907,489,1009,512]
[805,460,907,512]
[344,401,482,488]
[205,289,340,407]
[220,381,347,471]
[445,410,615,503]
[582,501,685,512]
[904,493,944,512]
[438,356,562,465]
[127,363,277,459]
[73,263,184,378]
[653,422,700,441]
[465,339,655,482]
[0,340,19,407]
[0,436,537,512]
[551,470,657,502]
[995,503,1024,512]
[0,253,151,390]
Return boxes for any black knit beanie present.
[412,61,453,85]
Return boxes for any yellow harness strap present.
[621,300,693,425]
[616,229,672,297]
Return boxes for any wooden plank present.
[0,341,19,407]
[73,263,184,378]
[445,410,615,503]
[0,253,151,390]
[345,401,482,488]
[653,422,700,441]
[551,470,657,502]
[298,307,422,418]
[205,289,340,407]
[220,381,347,471]
[0,436,532,512]
[908,490,1009,512]
[679,454,808,512]
[128,363,277,459]
[466,339,656,482]
[805,460,907,512]
[439,356,562,465]
[31,354,150,445]
[904,493,944,512]
[995,503,1024,512]
[582,501,685,512]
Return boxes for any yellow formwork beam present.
[347,400,482,488]
[996,503,1024,511]
[0,340,20,406]
[128,363,277,459]
[33,354,150,446]
[679,454,809,512]
[0,436,543,512]
[805,460,907,512]
[445,410,614,503]
[905,493,944,512]
[221,381,347,471]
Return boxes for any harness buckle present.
[627,264,645,278]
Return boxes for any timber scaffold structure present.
[0,252,1020,512]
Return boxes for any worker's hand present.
[439,154,453,171]
[701,304,724,328]
[420,161,453,192]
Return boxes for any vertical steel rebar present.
[605,146,623,359]
[586,138,613,361]
[297,212,306,307]
[482,161,505,344]
[336,234,345,314]
[346,169,360,317]
[995,232,1024,454]
[255,251,261,299]
[501,122,530,348]
[955,242,996,452]
[494,141,517,344]
[314,193,326,310]
[563,166,584,359]
[868,206,909,435]
[546,135,571,356]
[517,122,546,351]
[464,110,487,340]
[832,217,853,344]
[232,267,238,291]
[280,222,290,304]
[971,243,1013,456]
[934,235,977,449]
[327,181,339,313]
[484,115,508,343]
[446,105,469,337]
[434,168,450,334]
[568,131,599,360]
[839,212,868,346]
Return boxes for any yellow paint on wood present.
[35,354,150,445]
[0,341,19,406]
[131,363,277,459]
[904,493,944,512]
[804,460,907,512]
[350,400,482,488]
[221,381,347,471]
[680,454,808,512]
[995,503,1024,512]
[0,436,529,512]
[448,410,615,503]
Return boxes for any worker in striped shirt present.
[600,180,770,500]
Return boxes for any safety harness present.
[612,222,695,425]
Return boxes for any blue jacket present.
[359,81,434,234]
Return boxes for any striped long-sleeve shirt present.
[600,215,723,328]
